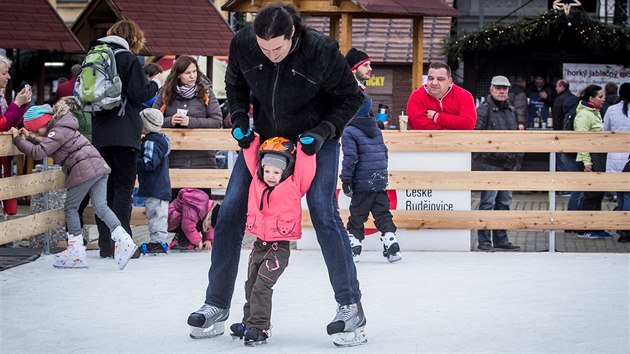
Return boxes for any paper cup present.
[399,115,408,130]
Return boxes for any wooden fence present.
[1,129,629,248]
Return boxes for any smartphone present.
[24,84,31,92]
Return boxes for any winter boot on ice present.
[187,304,230,339]
[110,226,137,270]
[348,233,362,263]
[380,232,402,263]
[54,233,88,269]
[230,322,246,339]
[326,302,367,347]
[244,327,269,346]
[141,241,169,255]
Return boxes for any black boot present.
[617,231,630,243]
[244,327,269,346]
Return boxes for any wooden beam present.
[340,13,352,55]
[0,170,65,200]
[0,208,66,245]
[329,15,340,43]
[304,210,630,230]
[168,169,231,189]
[330,0,340,6]
[163,129,238,151]
[0,132,23,157]
[412,17,424,90]
[228,0,363,13]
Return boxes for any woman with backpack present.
[88,20,165,258]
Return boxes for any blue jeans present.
[619,192,630,212]
[477,163,512,246]
[204,140,361,308]
[559,153,583,210]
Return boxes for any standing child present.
[229,136,316,346]
[136,108,171,254]
[10,98,137,269]
[340,93,402,263]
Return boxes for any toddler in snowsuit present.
[167,188,219,251]
[230,136,316,346]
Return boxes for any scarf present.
[176,84,196,99]
[0,92,7,115]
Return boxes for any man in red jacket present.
[406,62,477,130]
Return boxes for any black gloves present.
[230,112,254,149]
[342,181,353,198]
[299,123,334,156]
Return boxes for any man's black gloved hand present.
[230,112,255,149]
[342,181,353,198]
[299,123,334,156]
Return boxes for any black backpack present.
[562,95,579,130]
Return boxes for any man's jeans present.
[558,153,583,210]
[204,140,361,308]
[477,163,512,247]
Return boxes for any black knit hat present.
[346,48,370,71]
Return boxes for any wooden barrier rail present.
[1,129,629,246]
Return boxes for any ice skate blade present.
[387,253,402,263]
[189,322,225,339]
[53,264,88,269]
[230,333,243,340]
[244,340,267,346]
[331,327,367,347]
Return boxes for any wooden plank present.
[412,17,424,90]
[340,13,352,55]
[0,208,66,245]
[84,206,147,225]
[303,210,630,230]
[0,132,24,157]
[0,170,65,200]
[169,169,231,188]
[163,129,238,151]
[382,130,630,153]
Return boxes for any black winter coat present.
[137,132,171,201]
[475,95,523,169]
[225,26,362,141]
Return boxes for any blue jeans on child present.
[203,140,361,308]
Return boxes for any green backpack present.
[75,43,129,116]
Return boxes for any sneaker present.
[111,226,137,270]
[493,243,520,251]
[244,327,269,346]
[348,234,362,263]
[380,232,402,262]
[327,302,367,347]
[577,231,612,239]
[477,244,494,251]
[187,304,229,339]
[230,322,246,339]
[53,233,88,269]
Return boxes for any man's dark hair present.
[429,61,451,77]
[254,3,304,40]
[604,82,618,94]
[557,79,570,91]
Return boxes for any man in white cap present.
[473,75,522,252]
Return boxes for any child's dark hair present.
[619,82,630,117]
[254,3,305,40]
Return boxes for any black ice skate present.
[187,304,229,339]
[326,302,367,347]
[230,322,246,340]
[140,241,169,255]
[244,327,269,346]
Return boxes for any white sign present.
[563,63,630,95]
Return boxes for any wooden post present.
[329,15,340,43]
[412,17,424,90]
[340,13,352,55]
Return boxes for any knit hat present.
[140,108,164,133]
[619,82,630,100]
[23,104,54,131]
[346,48,370,71]
[261,152,287,171]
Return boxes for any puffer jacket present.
[603,101,630,172]
[167,188,215,244]
[225,26,362,141]
[13,112,111,189]
[574,101,604,166]
[243,136,316,241]
[340,98,389,192]
[90,36,160,151]
[474,95,523,169]
[153,87,222,168]
[137,132,171,201]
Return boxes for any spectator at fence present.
[186,3,366,348]
[153,55,222,200]
[91,20,164,259]
[508,75,528,129]
[143,63,163,108]
[601,82,620,118]
[10,98,137,269]
[603,83,630,243]
[553,79,574,131]
[526,74,554,128]
[167,188,219,251]
[473,76,522,251]
[229,136,315,346]
[574,84,611,239]
[406,61,476,130]
[54,64,81,102]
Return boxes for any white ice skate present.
[111,226,137,270]
[53,233,87,269]
[381,232,402,263]
[187,304,230,339]
[327,302,367,347]
[348,234,362,263]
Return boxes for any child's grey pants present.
[145,197,168,243]
[65,175,121,236]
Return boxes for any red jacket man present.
[406,62,477,130]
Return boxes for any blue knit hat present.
[23,104,53,131]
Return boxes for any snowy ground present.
[1,250,628,353]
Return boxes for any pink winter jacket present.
[244,136,316,242]
[167,188,214,245]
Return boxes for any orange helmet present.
[258,137,297,181]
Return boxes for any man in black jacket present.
[186,3,366,348]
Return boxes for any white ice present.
[1,250,628,353]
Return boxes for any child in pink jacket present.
[230,136,316,346]
[167,188,219,251]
